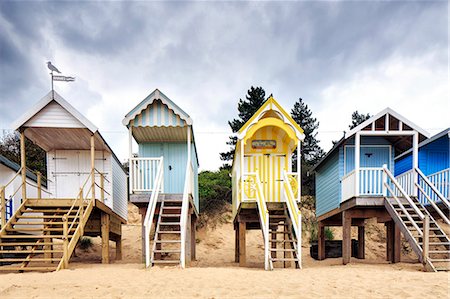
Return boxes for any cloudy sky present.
[0,1,448,171]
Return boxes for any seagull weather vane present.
[47,61,75,98]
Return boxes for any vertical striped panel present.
[131,100,186,127]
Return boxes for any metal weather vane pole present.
[47,61,75,99]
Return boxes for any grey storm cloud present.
[0,1,447,168]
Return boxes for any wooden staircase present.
[384,197,450,272]
[151,198,182,266]
[0,198,92,272]
[267,205,300,269]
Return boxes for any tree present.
[198,169,231,214]
[290,98,325,195]
[220,86,267,169]
[349,111,371,129]
[0,131,46,175]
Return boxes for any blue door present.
[345,146,390,174]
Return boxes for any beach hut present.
[314,108,449,272]
[395,128,449,202]
[231,97,305,270]
[0,155,48,226]
[122,89,199,268]
[0,90,127,272]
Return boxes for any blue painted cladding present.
[316,151,340,217]
[132,100,186,127]
[345,146,391,174]
[138,142,199,210]
[395,135,449,176]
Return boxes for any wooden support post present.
[90,135,95,202]
[239,221,246,267]
[0,187,5,227]
[62,215,69,269]
[422,216,429,265]
[342,211,351,265]
[186,211,192,265]
[37,172,42,200]
[20,131,26,202]
[101,212,110,264]
[318,221,325,260]
[393,223,401,263]
[116,237,122,260]
[386,221,393,262]
[235,223,239,263]
[191,215,196,261]
[357,225,365,259]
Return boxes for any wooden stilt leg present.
[393,223,401,263]
[186,211,192,266]
[357,225,365,259]
[116,237,122,260]
[386,221,393,262]
[191,215,196,261]
[101,213,110,264]
[342,211,351,265]
[235,223,239,263]
[318,221,325,260]
[239,221,246,267]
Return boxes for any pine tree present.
[291,98,324,195]
[220,86,267,169]
[349,111,371,129]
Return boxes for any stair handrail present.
[143,157,164,268]
[283,170,302,268]
[415,183,450,226]
[0,167,25,227]
[382,165,425,219]
[180,159,193,268]
[415,167,450,211]
[244,172,270,270]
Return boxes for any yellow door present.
[244,154,286,202]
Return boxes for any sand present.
[0,203,449,298]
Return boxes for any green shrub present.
[199,169,231,215]
[308,222,333,242]
[79,237,93,250]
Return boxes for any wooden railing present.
[130,157,164,193]
[283,171,302,269]
[143,158,164,268]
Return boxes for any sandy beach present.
[0,204,449,298]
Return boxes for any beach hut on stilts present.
[231,96,305,270]
[123,89,199,268]
[0,91,128,272]
[314,108,450,272]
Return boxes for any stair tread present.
[0,258,61,262]
[153,249,181,253]
[155,240,181,243]
[429,258,450,262]
[0,249,63,253]
[159,222,180,226]
[157,231,181,234]
[21,209,73,213]
[270,239,296,243]
[152,260,180,264]
[269,248,296,252]
[271,258,298,261]
[11,222,67,225]
[161,214,181,217]
[17,215,78,219]
[1,235,73,238]
[0,242,56,246]
[0,266,57,271]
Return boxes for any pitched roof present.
[12,91,98,132]
[122,89,192,127]
[237,96,304,140]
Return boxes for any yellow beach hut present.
[231,97,305,270]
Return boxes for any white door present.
[54,150,80,198]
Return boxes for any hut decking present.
[231,97,305,270]
[123,89,199,268]
[314,108,450,272]
[0,91,128,272]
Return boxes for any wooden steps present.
[150,199,183,267]
[0,197,93,272]
[385,197,450,272]
[266,206,300,269]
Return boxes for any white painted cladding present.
[111,157,128,220]
[47,150,112,208]
[24,101,85,129]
